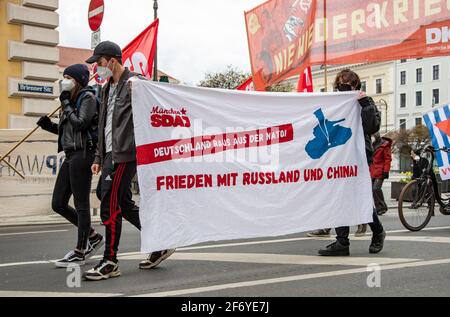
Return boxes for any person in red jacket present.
[370,133,393,216]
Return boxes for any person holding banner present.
[36,64,104,267]
[319,69,386,256]
[83,41,175,281]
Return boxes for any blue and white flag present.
[423,104,450,180]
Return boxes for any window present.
[320,88,325,92]
[416,68,422,83]
[416,91,422,106]
[360,81,367,92]
[400,119,407,131]
[376,79,382,94]
[401,59,407,63]
[433,65,440,80]
[415,118,422,126]
[433,89,440,105]
[400,71,406,85]
[400,93,406,108]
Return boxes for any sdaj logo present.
[150,106,191,128]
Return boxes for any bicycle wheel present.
[398,179,434,231]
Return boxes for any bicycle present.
[398,146,450,231]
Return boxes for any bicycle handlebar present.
[435,147,450,153]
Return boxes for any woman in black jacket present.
[37,64,103,267]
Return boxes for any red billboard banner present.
[245,0,317,91]
[246,0,450,90]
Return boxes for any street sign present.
[91,29,101,49]
[88,0,104,32]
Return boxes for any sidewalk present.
[0,175,103,227]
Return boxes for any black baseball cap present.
[85,41,122,64]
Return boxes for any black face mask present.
[337,84,353,91]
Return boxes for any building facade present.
[395,57,450,131]
[0,0,60,129]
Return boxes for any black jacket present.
[359,96,381,164]
[43,87,98,153]
[94,68,142,165]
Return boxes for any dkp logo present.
[426,27,450,45]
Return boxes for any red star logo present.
[180,108,187,115]
[435,118,450,137]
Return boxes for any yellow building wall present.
[0,0,22,129]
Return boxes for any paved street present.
[1,209,449,297]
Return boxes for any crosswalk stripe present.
[0,230,68,237]
[133,258,450,297]
[1,225,449,268]
[0,291,121,297]
[119,252,420,266]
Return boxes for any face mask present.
[337,84,353,91]
[60,79,75,92]
[97,59,114,80]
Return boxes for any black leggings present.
[52,150,95,251]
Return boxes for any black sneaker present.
[83,259,121,281]
[318,241,350,256]
[139,249,176,269]
[85,234,104,259]
[369,231,386,254]
[55,250,85,268]
[307,229,331,238]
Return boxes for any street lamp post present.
[153,0,158,82]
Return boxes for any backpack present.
[75,90,101,145]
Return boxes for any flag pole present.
[0,156,25,179]
[153,0,158,82]
[323,0,328,92]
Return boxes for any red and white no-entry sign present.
[88,0,104,32]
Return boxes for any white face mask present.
[97,66,113,80]
[97,60,114,80]
[60,79,75,92]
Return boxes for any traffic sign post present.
[88,0,104,49]
[88,0,104,32]
[91,29,101,49]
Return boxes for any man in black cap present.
[83,41,175,281]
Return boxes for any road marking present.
[0,291,121,297]
[354,235,450,244]
[0,261,52,268]
[119,252,420,266]
[0,230,68,237]
[133,258,450,297]
[1,226,449,268]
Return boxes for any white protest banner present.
[131,81,373,253]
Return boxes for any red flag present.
[236,76,254,91]
[123,19,159,79]
[297,66,313,93]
